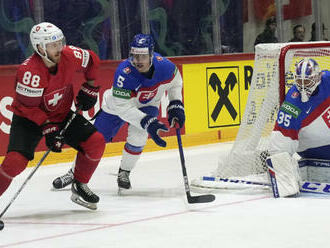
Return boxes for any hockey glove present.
[141,115,169,147]
[42,123,65,153]
[76,82,100,111]
[167,100,185,128]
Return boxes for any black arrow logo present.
[209,72,237,122]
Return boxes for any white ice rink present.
[1,142,330,248]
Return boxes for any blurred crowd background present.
[0,0,329,65]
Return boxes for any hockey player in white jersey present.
[52,33,185,191]
[267,58,330,197]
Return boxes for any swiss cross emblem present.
[322,107,330,128]
[139,88,158,104]
[44,88,65,111]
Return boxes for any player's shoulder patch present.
[280,101,301,118]
[63,45,90,68]
[16,55,47,97]
[115,60,141,89]
[153,53,176,78]
[16,68,45,97]
[155,56,163,62]
[123,66,132,74]
[291,91,299,99]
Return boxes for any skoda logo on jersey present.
[280,101,301,118]
[139,88,158,104]
[44,88,65,111]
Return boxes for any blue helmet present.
[130,33,154,55]
[294,58,321,102]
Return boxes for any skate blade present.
[71,194,97,210]
[118,187,131,196]
[50,187,71,192]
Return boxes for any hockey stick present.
[175,124,215,203]
[0,107,81,220]
[201,176,330,195]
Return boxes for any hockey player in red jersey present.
[0,22,105,210]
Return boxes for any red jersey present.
[13,45,100,125]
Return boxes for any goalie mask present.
[129,34,155,72]
[30,22,65,63]
[294,58,322,102]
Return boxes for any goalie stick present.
[175,124,215,203]
[0,107,81,221]
[200,176,330,195]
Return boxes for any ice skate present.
[117,168,131,195]
[71,179,99,210]
[52,168,74,189]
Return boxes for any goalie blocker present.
[266,152,300,198]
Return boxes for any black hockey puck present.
[0,220,4,230]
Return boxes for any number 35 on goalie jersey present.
[270,70,330,160]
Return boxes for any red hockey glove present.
[42,123,65,153]
[76,82,100,111]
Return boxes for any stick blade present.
[187,194,215,204]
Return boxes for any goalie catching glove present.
[141,115,168,147]
[167,100,185,128]
[42,123,65,153]
[266,152,301,198]
[76,82,100,111]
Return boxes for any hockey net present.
[192,41,330,190]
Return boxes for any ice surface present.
[1,142,329,248]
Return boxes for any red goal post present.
[192,41,330,190]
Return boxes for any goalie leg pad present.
[266,152,300,198]
[298,159,330,183]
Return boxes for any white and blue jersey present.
[270,71,330,160]
[94,52,183,142]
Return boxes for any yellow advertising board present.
[183,60,254,135]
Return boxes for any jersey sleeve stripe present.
[274,123,299,140]
[301,97,330,128]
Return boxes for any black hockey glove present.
[141,115,169,147]
[76,82,100,111]
[167,100,185,128]
[42,123,65,153]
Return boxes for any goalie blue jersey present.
[270,70,330,160]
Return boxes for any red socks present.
[74,132,105,183]
[0,152,28,196]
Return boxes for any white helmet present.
[30,22,65,60]
[294,58,322,102]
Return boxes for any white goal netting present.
[192,41,330,190]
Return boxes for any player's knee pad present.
[0,151,29,178]
[298,158,330,183]
[267,152,300,198]
[127,125,148,147]
[124,142,144,155]
[80,132,105,161]
[120,144,143,171]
